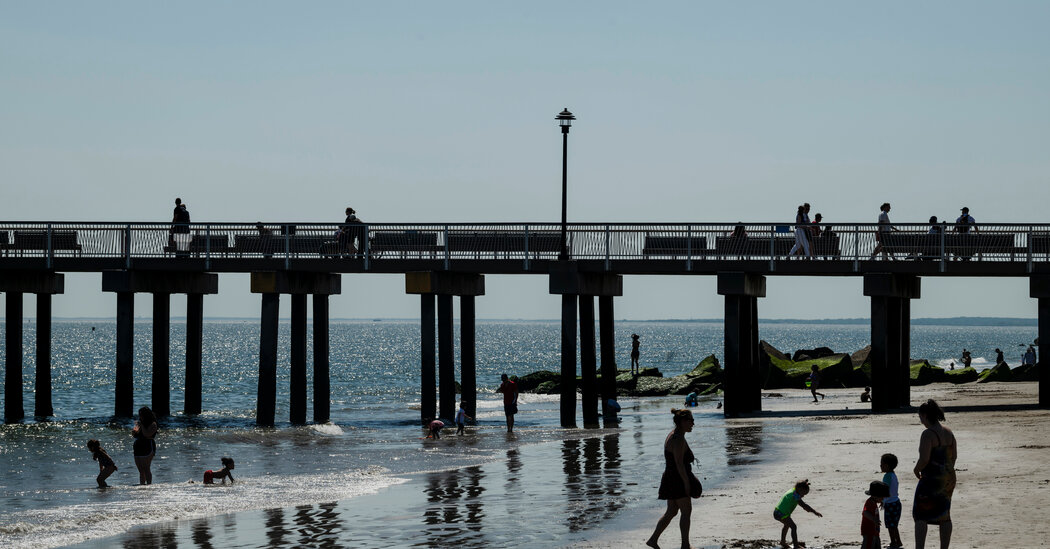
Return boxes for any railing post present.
[524,224,530,270]
[364,224,371,271]
[205,224,211,270]
[686,225,692,271]
[769,225,775,271]
[46,223,53,269]
[443,225,450,270]
[125,224,132,269]
[939,227,946,273]
[605,225,611,271]
[1028,226,1034,273]
[284,225,290,270]
[853,225,859,272]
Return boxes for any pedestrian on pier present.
[170,198,191,253]
[871,202,898,260]
[788,204,814,259]
[631,334,641,375]
[339,207,366,257]
[497,374,518,433]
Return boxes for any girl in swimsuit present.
[912,399,957,549]
[132,406,158,485]
[86,439,117,488]
[646,408,700,549]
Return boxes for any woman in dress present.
[132,406,158,485]
[913,399,957,549]
[647,408,700,549]
[788,204,813,259]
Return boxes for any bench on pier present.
[882,232,1018,259]
[714,235,798,258]
[233,235,327,256]
[163,234,232,256]
[446,231,562,258]
[641,236,708,258]
[369,231,440,258]
[4,230,82,256]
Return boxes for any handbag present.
[689,473,703,498]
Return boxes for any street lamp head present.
[556,108,575,130]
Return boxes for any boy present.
[454,402,472,435]
[881,453,903,548]
[862,480,889,549]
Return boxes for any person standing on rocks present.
[631,334,641,376]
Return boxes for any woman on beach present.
[132,406,158,485]
[646,408,701,549]
[913,399,957,549]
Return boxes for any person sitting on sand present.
[684,391,699,407]
[204,457,235,485]
[861,386,871,403]
[774,479,823,549]
[807,365,825,402]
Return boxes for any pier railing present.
[1,222,1047,270]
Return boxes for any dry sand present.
[568,382,1050,549]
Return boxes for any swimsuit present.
[657,433,697,500]
[913,430,955,524]
[774,490,801,520]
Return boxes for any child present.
[204,457,235,485]
[807,365,825,402]
[86,439,117,488]
[773,479,822,548]
[880,453,903,548]
[424,418,444,439]
[862,480,890,549]
[454,403,472,435]
[860,386,871,403]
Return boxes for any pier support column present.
[550,265,622,428]
[406,272,485,424]
[460,295,477,420]
[438,294,456,422]
[420,294,436,423]
[313,294,331,424]
[257,293,279,426]
[5,292,24,422]
[152,293,171,417]
[1031,277,1050,408]
[290,294,308,424]
[579,295,599,426]
[115,291,135,418]
[598,295,618,422]
[250,271,341,426]
[185,293,204,416]
[718,273,766,417]
[865,274,920,413]
[35,293,54,417]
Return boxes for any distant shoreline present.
[6,316,1038,326]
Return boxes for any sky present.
[1,1,1048,320]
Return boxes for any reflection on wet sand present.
[562,434,626,532]
[264,507,290,547]
[421,466,486,548]
[724,424,763,467]
[190,518,212,549]
[121,524,176,549]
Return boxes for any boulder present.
[851,345,872,368]
[847,364,872,387]
[684,355,722,384]
[792,347,836,362]
[910,361,947,386]
[633,375,692,396]
[944,367,979,384]
[977,363,1012,383]
[1011,363,1039,382]
[760,340,790,363]
[535,380,559,394]
[515,370,559,393]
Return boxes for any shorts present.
[883,500,902,528]
[773,509,790,521]
[204,470,215,484]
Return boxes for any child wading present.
[773,479,822,548]
[86,439,117,488]
[454,402,473,435]
[862,480,890,549]
[204,457,235,484]
[881,453,904,548]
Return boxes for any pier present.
[2,221,1049,425]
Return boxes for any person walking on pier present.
[132,406,158,485]
[170,198,191,254]
[339,207,367,257]
[788,204,813,259]
[870,202,899,260]
[647,408,702,549]
[497,374,518,433]
[631,334,641,375]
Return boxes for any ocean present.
[0,320,1035,548]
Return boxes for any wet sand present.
[570,382,1050,549]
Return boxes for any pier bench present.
[233,235,326,256]
[641,236,708,258]
[714,235,798,258]
[882,232,1018,260]
[369,231,440,258]
[163,234,231,256]
[446,231,562,258]
[6,230,82,256]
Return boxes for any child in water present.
[454,403,472,435]
[807,365,825,402]
[204,457,235,484]
[773,479,822,548]
[86,439,117,488]
[424,418,444,439]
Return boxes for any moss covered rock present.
[1011,363,1039,382]
[515,370,559,393]
[685,355,722,383]
[978,363,1012,383]
[851,345,872,368]
[910,361,947,385]
[944,367,979,384]
[535,380,559,394]
[792,347,836,362]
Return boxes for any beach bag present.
[689,473,703,498]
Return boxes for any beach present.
[571,382,1050,549]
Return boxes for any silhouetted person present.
[170,198,191,255]
[871,202,898,260]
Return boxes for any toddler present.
[86,439,117,488]
[204,457,235,484]
[862,480,889,549]
[773,479,822,548]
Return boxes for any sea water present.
[0,320,1035,548]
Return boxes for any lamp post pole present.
[556,108,575,261]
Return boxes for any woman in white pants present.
[788,203,813,258]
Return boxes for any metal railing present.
[1,222,1047,271]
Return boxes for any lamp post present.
[556,108,575,261]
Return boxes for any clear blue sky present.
[2,1,1047,320]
